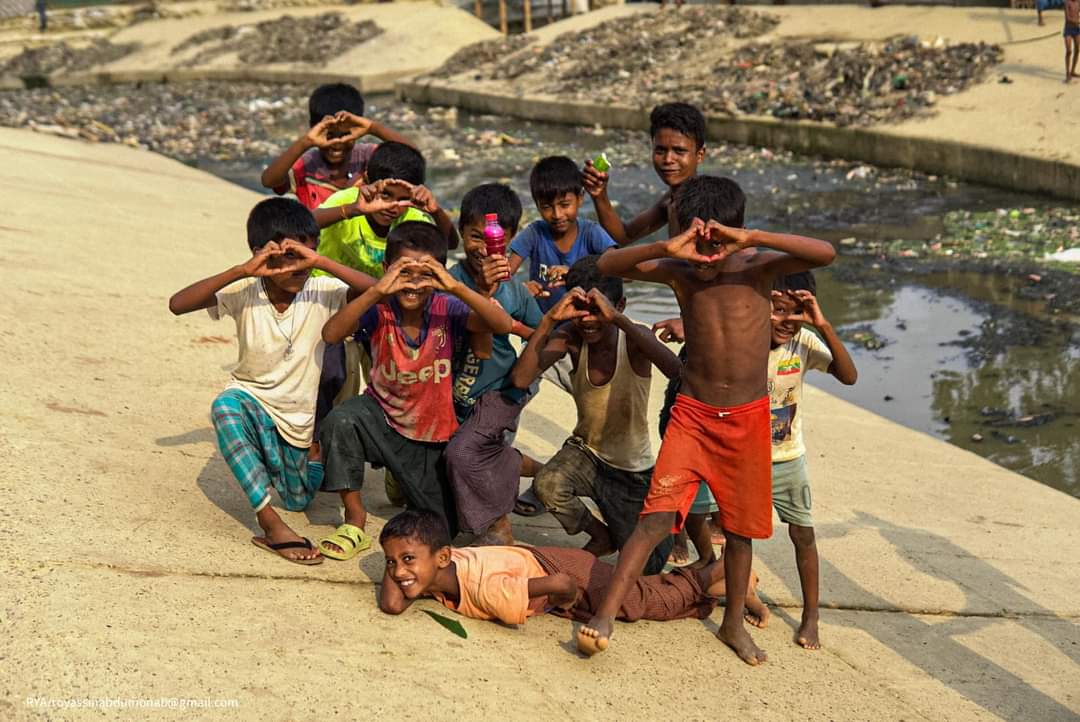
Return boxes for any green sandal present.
[318,523,372,561]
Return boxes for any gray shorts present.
[772,456,812,528]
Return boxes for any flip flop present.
[251,536,323,565]
[318,523,372,561]
[512,486,546,517]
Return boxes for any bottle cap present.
[484,213,499,223]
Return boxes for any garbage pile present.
[704,36,1003,126]
[173,13,382,66]
[427,8,1002,127]
[0,39,137,77]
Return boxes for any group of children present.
[170,84,858,665]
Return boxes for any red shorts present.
[642,394,773,539]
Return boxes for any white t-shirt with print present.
[208,275,348,447]
[768,327,833,463]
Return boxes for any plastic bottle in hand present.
[483,213,509,280]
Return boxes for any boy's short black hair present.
[673,175,746,231]
[367,142,426,186]
[386,221,445,265]
[246,197,319,250]
[308,83,365,127]
[564,254,623,305]
[459,183,523,235]
[379,509,451,551]
[774,271,817,296]
[529,156,583,205]
[649,102,706,150]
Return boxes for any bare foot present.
[744,594,770,629]
[797,614,821,650]
[577,616,613,657]
[717,624,767,666]
[667,531,690,566]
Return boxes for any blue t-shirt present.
[509,218,616,312]
[449,263,543,422]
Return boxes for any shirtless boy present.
[584,175,836,665]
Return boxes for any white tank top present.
[571,329,654,472]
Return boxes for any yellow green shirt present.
[313,186,434,278]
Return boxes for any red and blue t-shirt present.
[355,293,470,443]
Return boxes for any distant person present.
[35,0,47,32]
[166,197,395,565]
[260,83,414,210]
[1065,0,1079,82]
[582,102,706,246]
[443,183,545,545]
[376,510,769,640]
[585,175,836,664]
[318,222,512,549]
[509,255,681,576]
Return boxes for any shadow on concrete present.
[762,511,1079,720]
[155,426,216,447]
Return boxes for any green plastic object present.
[423,610,468,639]
[592,152,610,173]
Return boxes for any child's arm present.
[527,573,579,611]
[420,258,512,335]
[703,221,836,276]
[584,289,682,381]
[791,290,857,385]
[322,258,412,343]
[509,290,589,389]
[335,111,417,150]
[583,161,667,246]
[595,220,713,284]
[260,116,333,191]
[168,242,301,315]
[378,567,414,615]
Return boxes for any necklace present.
[262,279,298,361]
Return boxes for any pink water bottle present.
[483,213,509,280]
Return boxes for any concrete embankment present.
[2,127,1079,720]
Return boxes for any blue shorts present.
[1066,24,1080,38]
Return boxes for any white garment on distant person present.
[209,275,348,447]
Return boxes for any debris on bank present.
[172,13,383,66]
[0,39,137,77]
[428,8,1002,127]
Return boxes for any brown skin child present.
[507,190,586,299]
[585,217,835,665]
[770,288,857,650]
[509,286,683,556]
[318,253,513,545]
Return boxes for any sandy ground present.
[2,127,1079,720]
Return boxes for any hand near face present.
[374,257,418,297]
[279,239,319,271]
[304,116,334,149]
[585,288,619,324]
[662,219,719,265]
[477,253,511,295]
[409,184,440,215]
[416,256,460,294]
[702,220,753,262]
[790,289,828,327]
[547,287,590,323]
[333,111,373,141]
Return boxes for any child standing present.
[260,83,414,210]
[167,197,396,565]
[583,102,706,243]
[586,175,836,664]
[510,256,681,575]
[508,156,617,311]
[1065,0,1079,82]
[377,509,769,640]
[768,272,857,649]
[443,184,544,544]
[318,222,513,546]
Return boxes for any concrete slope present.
[1,128,1078,720]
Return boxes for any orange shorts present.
[642,394,773,539]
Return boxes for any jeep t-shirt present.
[355,293,470,442]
